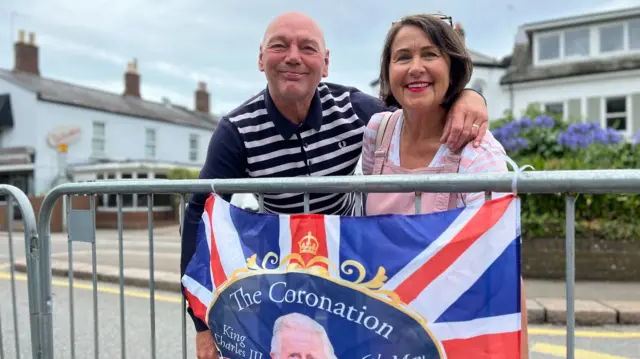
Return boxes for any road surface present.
[1,271,639,359]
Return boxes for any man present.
[183,12,490,359]
[270,313,336,359]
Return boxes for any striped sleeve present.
[459,143,509,206]
[361,112,386,175]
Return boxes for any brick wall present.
[0,195,177,232]
[522,237,640,281]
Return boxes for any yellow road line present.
[1,272,639,340]
[0,272,181,303]
[532,343,632,359]
[529,327,640,339]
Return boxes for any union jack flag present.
[182,193,522,359]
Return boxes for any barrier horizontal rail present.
[33,169,640,359]
[0,185,40,359]
[36,169,640,195]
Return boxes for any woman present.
[360,14,529,358]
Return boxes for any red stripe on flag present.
[206,195,228,288]
[184,288,209,327]
[441,330,520,359]
[289,214,328,269]
[394,196,513,303]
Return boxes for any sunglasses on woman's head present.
[392,13,453,27]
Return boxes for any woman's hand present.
[441,89,489,151]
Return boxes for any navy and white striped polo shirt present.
[195,82,389,215]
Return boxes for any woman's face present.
[388,25,451,110]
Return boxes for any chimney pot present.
[123,58,141,97]
[195,81,210,114]
[13,29,40,75]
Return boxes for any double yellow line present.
[1,266,639,343]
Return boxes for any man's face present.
[272,327,328,359]
[259,15,329,103]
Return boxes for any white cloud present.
[38,34,127,66]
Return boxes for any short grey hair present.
[270,312,337,359]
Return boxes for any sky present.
[1,0,639,117]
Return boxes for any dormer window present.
[630,19,640,50]
[599,24,624,53]
[564,28,589,57]
[534,17,640,66]
[537,34,560,61]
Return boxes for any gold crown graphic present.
[299,231,319,255]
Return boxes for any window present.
[537,34,560,61]
[564,28,590,57]
[605,97,627,131]
[545,102,564,117]
[92,122,105,156]
[599,24,624,53]
[189,134,198,162]
[95,171,173,211]
[630,19,640,50]
[145,128,156,159]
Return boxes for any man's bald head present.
[262,12,326,51]
[258,11,330,112]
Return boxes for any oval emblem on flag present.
[207,253,444,359]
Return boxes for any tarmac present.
[4,225,640,326]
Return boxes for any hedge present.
[491,106,640,241]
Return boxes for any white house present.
[500,6,640,135]
[0,30,232,226]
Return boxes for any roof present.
[0,68,220,131]
[520,5,640,33]
[501,7,640,85]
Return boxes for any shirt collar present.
[264,85,323,140]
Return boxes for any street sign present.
[47,125,81,149]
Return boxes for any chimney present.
[454,22,465,44]
[124,58,141,97]
[195,81,210,113]
[13,29,40,75]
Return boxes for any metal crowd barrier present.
[0,185,39,359]
[23,169,640,359]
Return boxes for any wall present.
[468,66,509,121]
[31,101,214,195]
[0,79,38,149]
[522,237,640,281]
[505,69,640,129]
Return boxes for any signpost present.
[46,125,81,187]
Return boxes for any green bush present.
[491,107,640,241]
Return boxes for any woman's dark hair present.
[377,14,472,110]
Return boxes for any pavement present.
[2,226,640,327]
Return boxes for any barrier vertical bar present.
[0,303,3,359]
[66,195,76,359]
[90,195,99,359]
[258,194,265,213]
[565,194,576,359]
[117,194,126,359]
[147,194,157,359]
[7,197,20,359]
[354,193,362,216]
[303,193,310,213]
[415,192,422,214]
[179,195,187,359]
